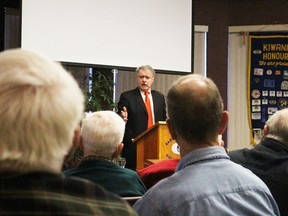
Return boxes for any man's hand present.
[121,106,128,122]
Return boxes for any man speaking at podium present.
[117,65,166,170]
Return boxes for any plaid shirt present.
[0,172,138,216]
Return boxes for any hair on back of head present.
[0,48,84,172]
[81,111,125,158]
[265,108,288,144]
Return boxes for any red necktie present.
[145,91,153,128]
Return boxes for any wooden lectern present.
[133,121,180,170]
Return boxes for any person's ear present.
[73,125,81,147]
[218,111,229,135]
[64,125,81,165]
[263,125,269,136]
[79,136,84,150]
[112,143,124,159]
[166,118,177,140]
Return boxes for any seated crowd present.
[0,48,137,215]
[0,48,286,215]
[133,74,279,215]
[135,108,288,216]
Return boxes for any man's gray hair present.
[265,108,288,145]
[0,48,84,172]
[135,65,155,77]
[81,111,125,158]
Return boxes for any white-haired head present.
[81,111,125,158]
[0,48,84,173]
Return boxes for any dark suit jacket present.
[229,138,288,216]
[117,87,167,169]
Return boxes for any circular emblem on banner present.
[281,81,288,90]
[269,100,277,105]
[253,50,262,54]
[251,89,261,99]
[266,70,272,75]
[278,98,288,108]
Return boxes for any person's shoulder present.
[151,89,163,95]
[63,176,137,207]
[119,167,141,178]
[151,90,165,98]
[228,148,251,162]
[63,176,139,215]
[119,88,139,97]
[60,174,105,190]
[122,88,138,94]
[227,159,266,184]
[62,166,79,176]
[228,148,245,156]
[0,172,138,215]
[133,171,182,210]
[4,172,134,208]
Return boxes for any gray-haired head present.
[135,65,155,77]
[0,48,84,173]
[264,108,288,145]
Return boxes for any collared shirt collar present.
[139,89,151,96]
[82,155,112,163]
[176,146,229,171]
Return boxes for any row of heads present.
[0,48,287,172]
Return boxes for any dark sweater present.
[229,138,288,216]
[64,158,147,197]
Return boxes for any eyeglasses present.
[138,75,152,80]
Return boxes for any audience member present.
[64,110,147,196]
[117,65,167,170]
[137,159,180,189]
[133,74,280,215]
[0,48,137,215]
[62,126,83,170]
[229,108,288,216]
[137,136,224,189]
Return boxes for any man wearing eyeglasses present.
[117,65,167,170]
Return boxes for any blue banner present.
[248,33,288,144]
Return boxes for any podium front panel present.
[135,122,180,170]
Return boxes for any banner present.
[248,33,288,144]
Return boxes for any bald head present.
[167,74,224,145]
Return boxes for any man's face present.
[137,68,155,92]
